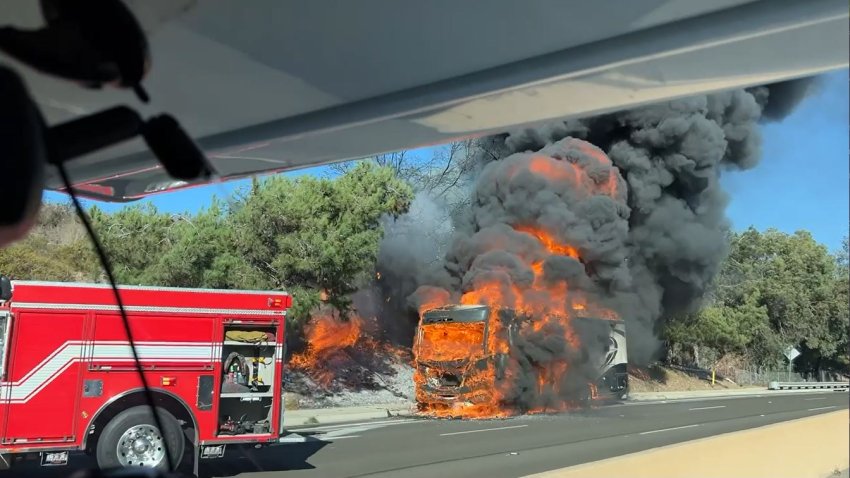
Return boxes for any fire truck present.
[0,277,291,472]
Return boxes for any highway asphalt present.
[9,391,848,477]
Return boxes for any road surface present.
[9,391,848,477]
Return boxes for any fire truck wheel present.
[96,406,185,470]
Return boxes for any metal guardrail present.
[768,381,850,390]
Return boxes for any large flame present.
[289,314,365,387]
[414,144,619,419]
[290,313,411,389]
[416,321,487,362]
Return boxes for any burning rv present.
[413,304,627,416]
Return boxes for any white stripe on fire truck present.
[9,340,80,386]
[0,341,215,403]
[7,341,214,386]
[11,302,286,316]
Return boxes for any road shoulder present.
[525,409,849,478]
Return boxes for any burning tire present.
[96,406,184,470]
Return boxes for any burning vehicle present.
[414,304,628,417]
[407,137,635,418]
[406,87,811,417]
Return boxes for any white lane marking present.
[639,424,700,435]
[804,397,827,401]
[280,419,424,444]
[292,421,424,440]
[291,418,419,432]
[277,432,361,443]
[440,424,528,436]
[808,406,837,411]
[278,434,309,443]
[688,405,726,411]
[321,425,397,438]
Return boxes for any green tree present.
[230,163,413,323]
[690,228,846,370]
[90,204,176,285]
[147,199,252,289]
[823,236,849,369]
[330,142,480,225]
[664,293,773,367]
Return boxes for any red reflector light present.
[268,298,283,308]
[161,377,176,386]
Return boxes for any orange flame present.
[527,155,580,183]
[416,321,486,362]
[517,145,620,199]
[290,313,411,388]
[289,314,364,387]
[417,287,452,315]
[515,226,580,259]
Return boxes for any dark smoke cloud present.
[403,77,820,371]
[435,140,630,304]
[501,316,618,409]
[756,77,821,122]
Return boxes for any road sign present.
[784,346,801,362]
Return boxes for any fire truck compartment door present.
[2,311,86,444]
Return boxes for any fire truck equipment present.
[225,330,271,343]
[224,352,250,386]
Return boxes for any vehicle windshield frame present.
[416,306,490,361]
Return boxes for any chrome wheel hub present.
[116,424,165,468]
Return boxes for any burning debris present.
[289,313,366,388]
[288,313,412,402]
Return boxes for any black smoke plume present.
[405,77,819,366]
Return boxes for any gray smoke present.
[406,77,820,369]
[371,194,455,344]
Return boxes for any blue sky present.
[47,70,849,252]
[721,70,848,252]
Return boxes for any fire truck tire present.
[96,406,185,470]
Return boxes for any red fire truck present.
[0,277,291,472]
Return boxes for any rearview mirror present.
[0,276,11,301]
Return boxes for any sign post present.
[784,346,801,381]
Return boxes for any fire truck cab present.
[0,278,290,472]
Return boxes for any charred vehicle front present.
[413,304,628,414]
[413,305,493,409]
